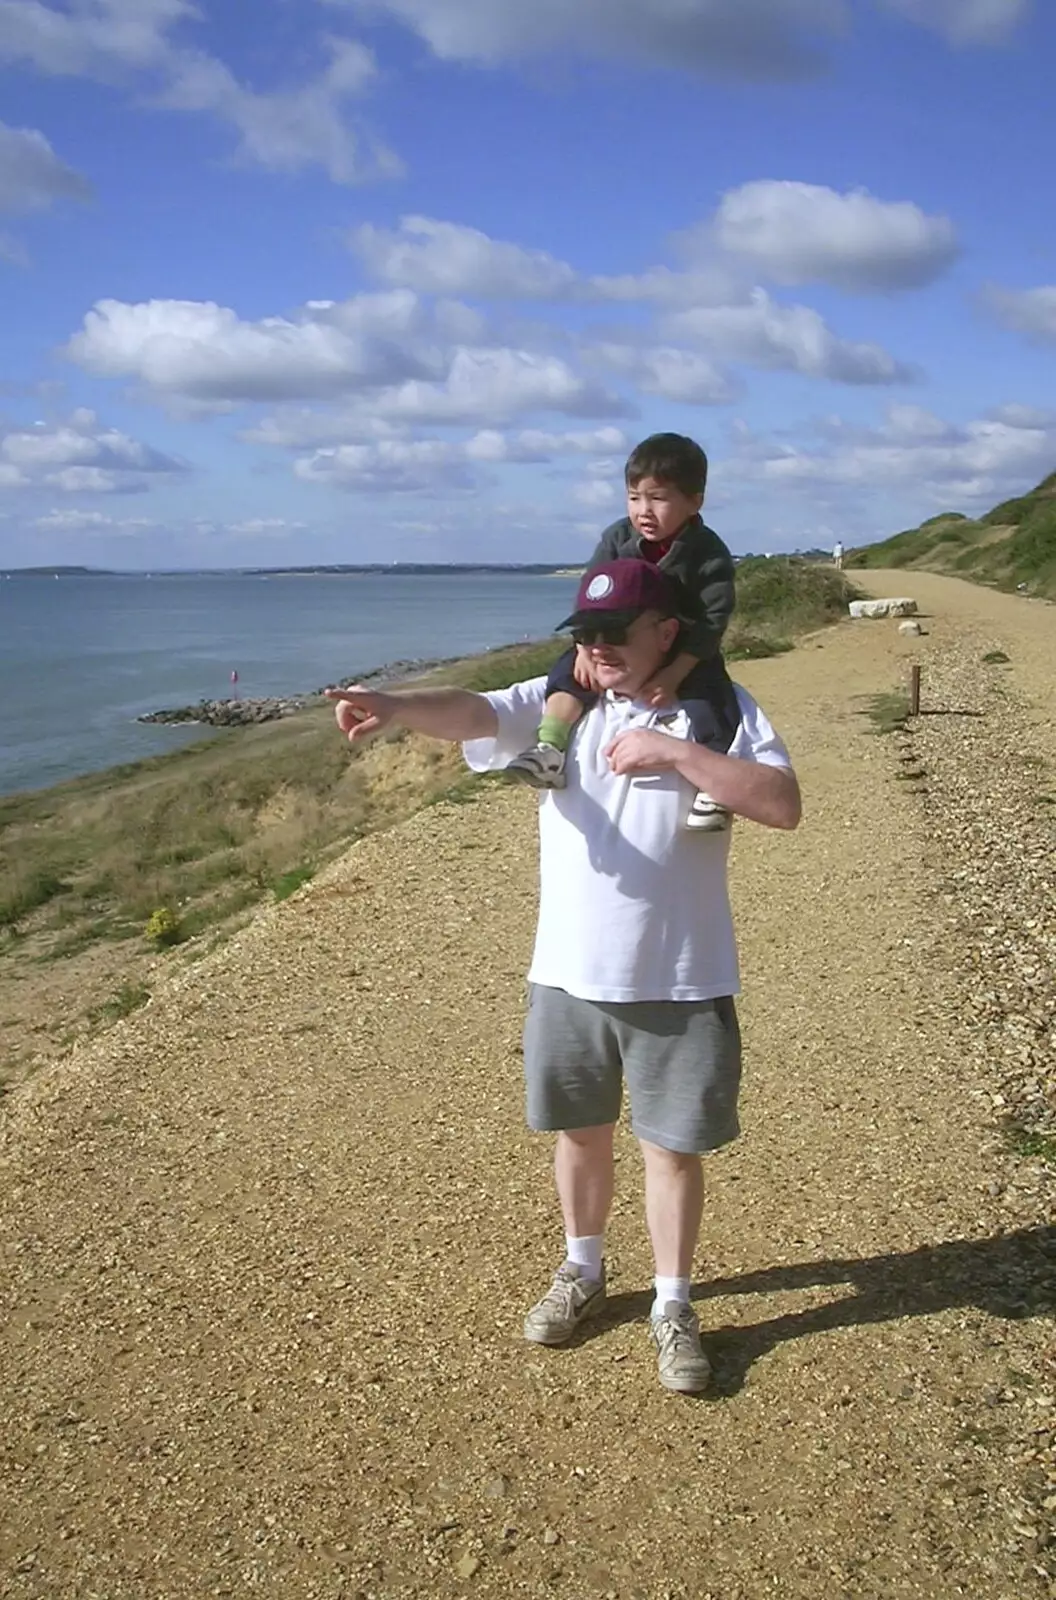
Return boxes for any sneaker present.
[650,1302,712,1394]
[524,1264,606,1345]
[505,743,568,790]
[686,792,729,832]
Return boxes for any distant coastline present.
[2,563,585,579]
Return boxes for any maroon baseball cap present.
[557,558,686,630]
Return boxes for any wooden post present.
[909,664,921,717]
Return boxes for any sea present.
[0,571,579,797]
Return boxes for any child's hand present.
[638,670,679,708]
[573,646,598,690]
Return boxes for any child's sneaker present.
[505,744,567,789]
[686,792,729,832]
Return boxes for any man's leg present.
[524,1126,614,1346]
[621,996,742,1393]
[639,1139,711,1394]
[522,986,622,1347]
[555,1124,616,1241]
[640,1138,703,1281]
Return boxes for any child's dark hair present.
[625,433,708,498]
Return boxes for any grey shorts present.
[522,984,742,1155]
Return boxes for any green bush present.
[89,982,151,1025]
[272,864,315,902]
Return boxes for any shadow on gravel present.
[918,708,985,718]
[597,1226,1055,1399]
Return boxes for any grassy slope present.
[849,469,1056,597]
[0,559,854,977]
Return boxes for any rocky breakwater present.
[139,694,315,727]
[137,658,453,729]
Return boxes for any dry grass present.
[0,639,568,961]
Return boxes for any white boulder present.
[898,620,923,636]
[849,598,919,619]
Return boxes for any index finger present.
[325,685,371,701]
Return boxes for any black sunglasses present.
[570,611,658,647]
[570,620,634,647]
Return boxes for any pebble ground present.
[1,569,1053,1600]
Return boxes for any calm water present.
[0,572,577,796]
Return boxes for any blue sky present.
[1,0,1054,569]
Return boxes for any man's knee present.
[639,1138,701,1171]
[560,1123,616,1150]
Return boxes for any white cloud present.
[0,121,92,213]
[591,342,738,404]
[1,3,393,183]
[352,215,577,298]
[63,295,439,401]
[879,0,1029,44]
[665,289,912,383]
[295,437,474,492]
[241,409,410,450]
[156,36,399,184]
[294,424,629,491]
[33,508,157,531]
[983,284,1056,345]
[352,0,846,79]
[63,294,626,421]
[225,518,308,536]
[0,410,187,493]
[0,0,192,76]
[987,403,1056,429]
[711,180,958,290]
[724,404,1056,508]
[350,0,1030,69]
[572,480,622,510]
[589,263,745,308]
[369,348,629,424]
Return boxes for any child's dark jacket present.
[589,515,735,662]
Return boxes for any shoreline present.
[135,653,465,730]
[1,643,536,803]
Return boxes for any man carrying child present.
[328,539,801,1395]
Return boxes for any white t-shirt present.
[463,678,792,1003]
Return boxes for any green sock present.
[538,714,573,752]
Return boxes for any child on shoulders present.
[507,432,738,831]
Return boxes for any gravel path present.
[1,570,1053,1600]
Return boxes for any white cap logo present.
[586,574,614,600]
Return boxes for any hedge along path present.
[1,569,1053,1600]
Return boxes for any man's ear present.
[659,616,681,653]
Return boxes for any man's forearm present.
[674,745,801,830]
[382,687,499,742]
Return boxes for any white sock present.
[564,1234,604,1280]
[652,1275,691,1318]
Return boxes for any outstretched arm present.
[326,684,499,745]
